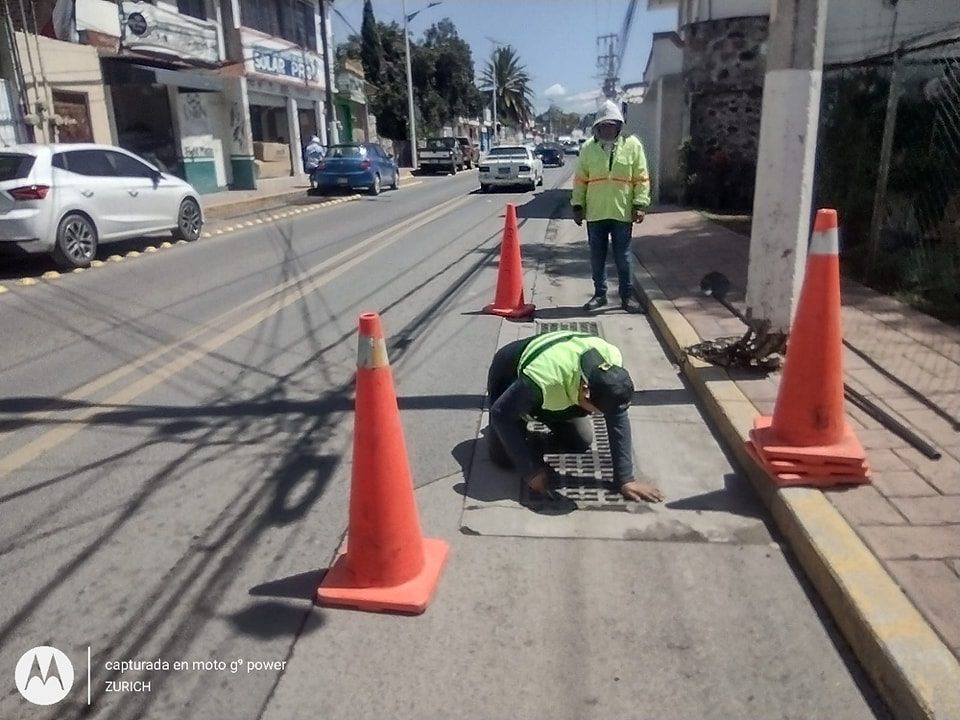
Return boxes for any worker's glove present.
[572,206,584,227]
[632,207,646,224]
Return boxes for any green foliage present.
[534,106,582,135]
[479,46,535,128]
[360,0,382,82]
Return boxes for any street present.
[0,166,893,719]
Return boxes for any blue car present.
[312,143,400,196]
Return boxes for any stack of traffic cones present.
[483,204,535,319]
[746,209,870,487]
[316,312,449,614]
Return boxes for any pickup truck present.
[418,137,464,175]
[456,137,479,169]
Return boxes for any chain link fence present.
[816,27,960,323]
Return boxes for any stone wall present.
[682,16,768,210]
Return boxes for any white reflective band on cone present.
[809,227,839,256]
[357,336,390,370]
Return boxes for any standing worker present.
[303,135,325,190]
[572,100,651,313]
[487,330,664,503]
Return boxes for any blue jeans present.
[586,220,633,300]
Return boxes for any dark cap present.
[580,349,634,414]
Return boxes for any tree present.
[360,0,382,83]
[480,46,535,129]
[535,105,582,136]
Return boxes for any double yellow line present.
[0,191,470,478]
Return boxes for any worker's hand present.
[620,479,664,503]
[572,206,584,227]
[632,208,646,224]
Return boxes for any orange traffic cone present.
[316,313,449,614]
[484,204,535,319]
[748,209,870,487]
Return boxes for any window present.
[487,147,528,158]
[60,150,116,177]
[0,154,35,181]
[241,0,316,48]
[326,145,363,158]
[178,0,207,20]
[106,151,156,179]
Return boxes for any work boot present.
[583,295,608,312]
[621,297,644,314]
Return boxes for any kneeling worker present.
[487,331,664,503]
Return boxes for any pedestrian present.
[487,330,665,503]
[302,135,325,189]
[571,100,651,313]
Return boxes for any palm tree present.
[480,45,535,130]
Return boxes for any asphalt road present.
[0,165,887,720]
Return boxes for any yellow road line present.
[16,277,37,286]
[72,267,86,273]
[159,242,173,249]
[41,271,61,280]
[0,193,470,477]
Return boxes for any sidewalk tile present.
[886,560,960,652]
[856,428,910,451]
[891,496,960,524]
[871,471,939,498]
[866,448,914,472]
[861,525,960,560]
[950,559,960,579]
[826,485,906,526]
[892,450,960,494]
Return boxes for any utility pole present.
[745,0,829,347]
[597,34,618,99]
[401,0,418,168]
[318,0,339,144]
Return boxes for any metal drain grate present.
[536,320,602,337]
[523,415,628,509]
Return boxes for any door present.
[106,150,177,231]
[52,149,130,239]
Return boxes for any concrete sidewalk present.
[259,198,886,720]
[632,209,960,720]
[201,168,415,220]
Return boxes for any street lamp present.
[401,0,441,169]
[485,37,507,146]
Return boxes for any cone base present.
[316,537,449,615]
[751,416,867,465]
[484,302,536,319]
[745,441,870,488]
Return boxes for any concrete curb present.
[203,169,416,221]
[631,257,960,720]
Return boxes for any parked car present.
[535,143,565,167]
[419,137,465,174]
[0,143,203,269]
[478,145,544,192]
[456,137,479,169]
[312,143,399,196]
[562,141,580,155]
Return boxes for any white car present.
[0,143,204,268]
[478,146,544,192]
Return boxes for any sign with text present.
[242,29,325,89]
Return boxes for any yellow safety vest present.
[518,332,624,412]
[571,135,651,222]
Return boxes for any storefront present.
[239,28,327,181]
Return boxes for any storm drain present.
[536,321,602,337]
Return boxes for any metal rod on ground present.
[699,271,943,461]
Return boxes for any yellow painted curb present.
[632,262,960,720]
[215,229,224,235]
[41,271,61,280]
[108,255,124,262]
[16,277,37,286]
[90,259,104,267]
[244,221,254,227]
[255,218,264,224]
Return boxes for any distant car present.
[0,143,203,269]
[535,143,565,167]
[562,141,580,155]
[419,137,465,174]
[478,145,544,192]
[456,137,479,169]
[313,143,399,196]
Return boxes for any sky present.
[331,0,679,115]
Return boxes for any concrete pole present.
[401,0,418,169]
[286,96,303,175]
[745,0,829,335]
